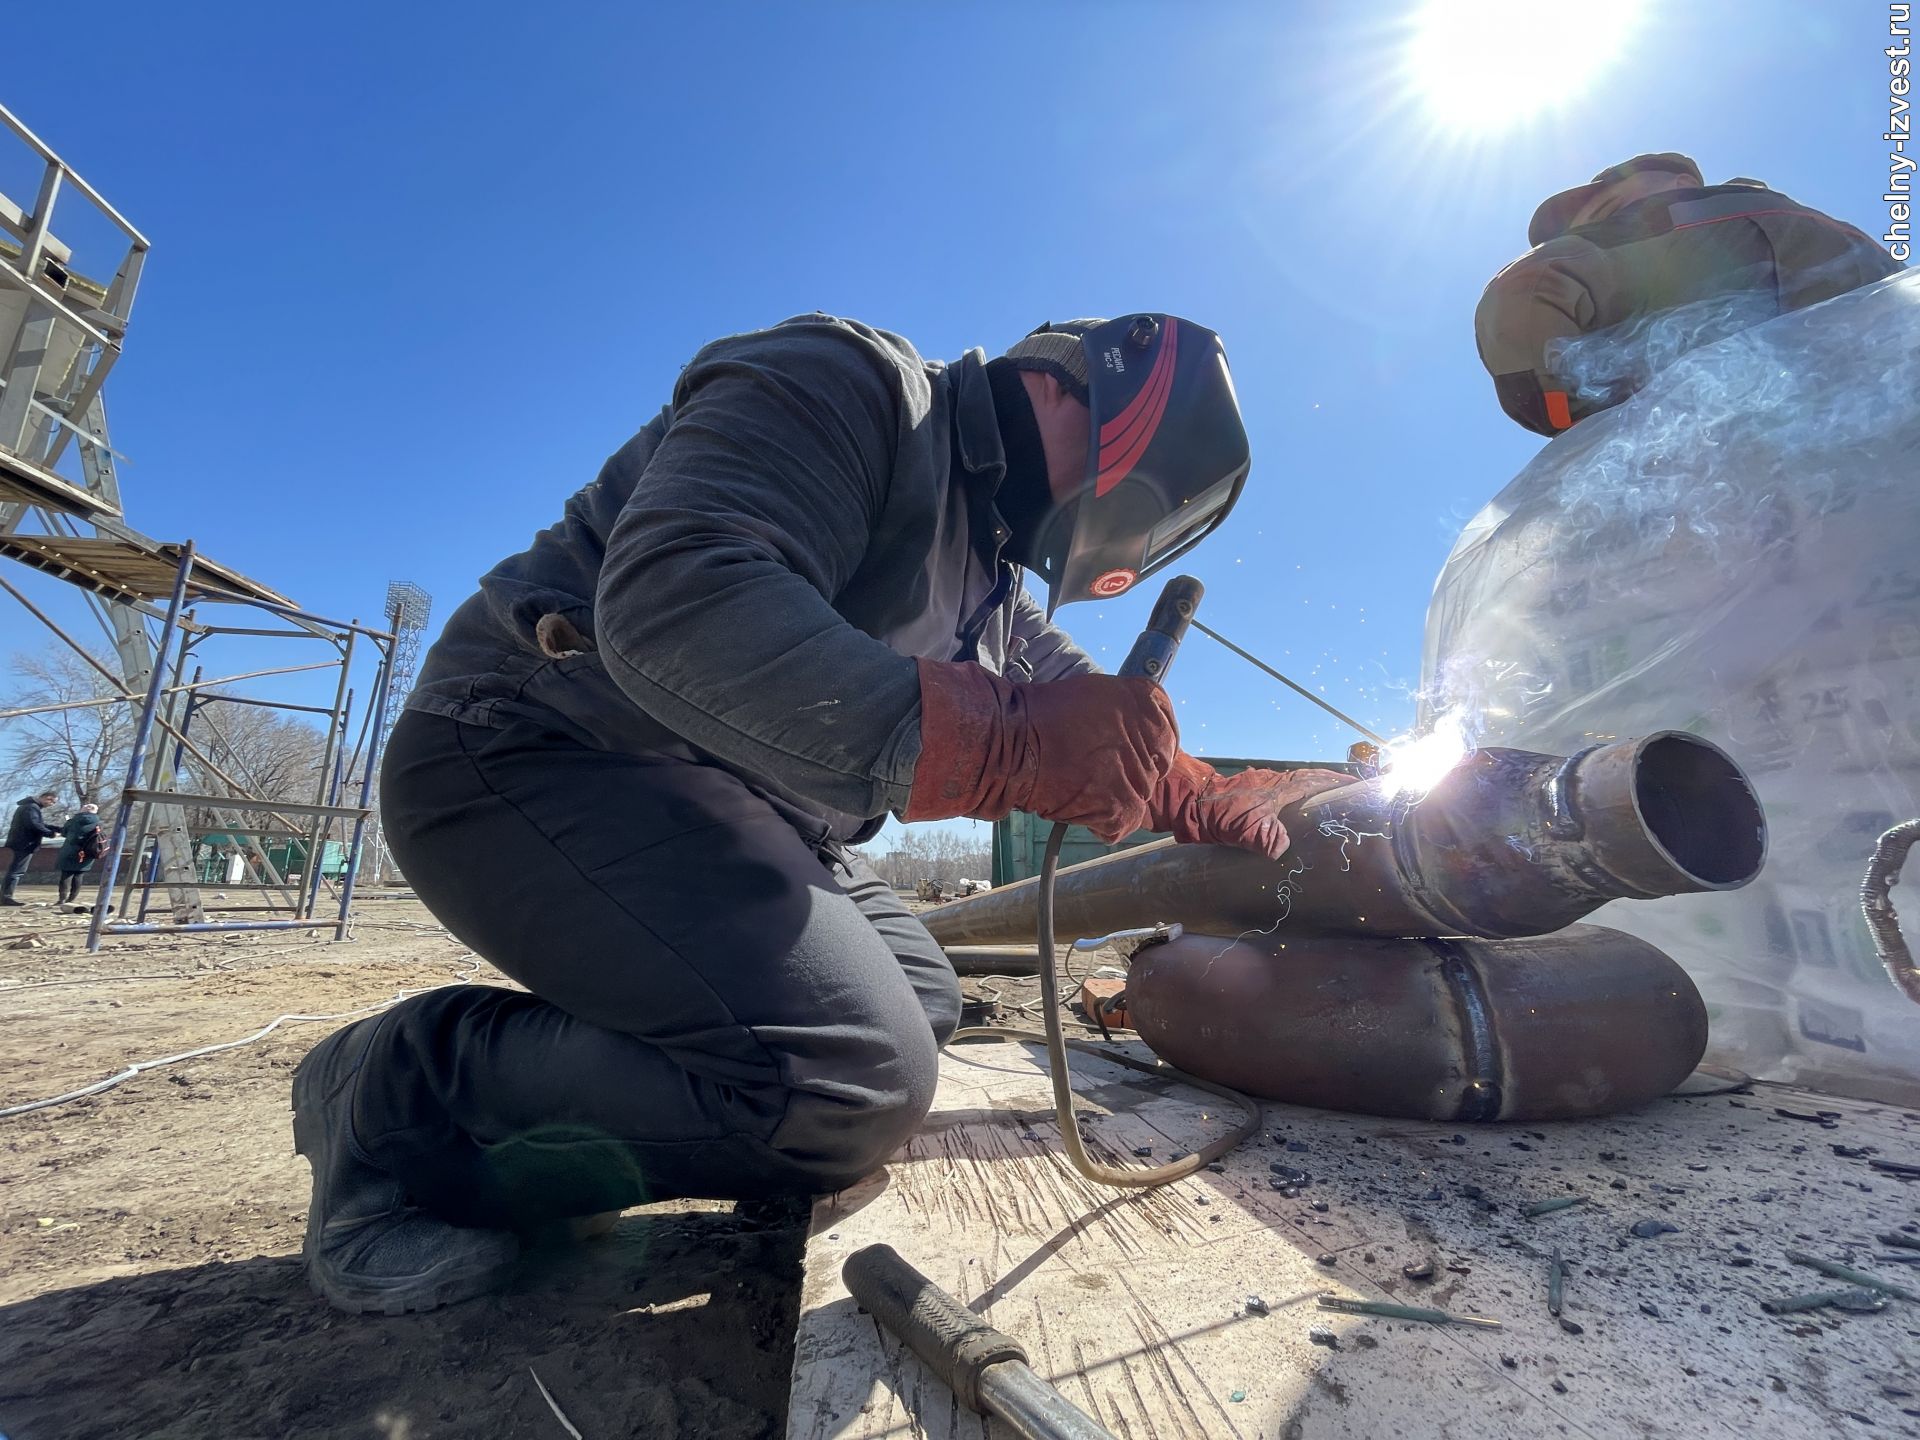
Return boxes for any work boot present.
[0,876,21,906]
[291,1019,520,1315]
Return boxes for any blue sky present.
[4,2,1901,846]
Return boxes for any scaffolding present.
[0,103,395,949]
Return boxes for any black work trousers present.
[351,710,960,1230]
[3,846,36,888]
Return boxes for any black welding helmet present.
[1010,315,1251,615]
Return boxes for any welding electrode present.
[843,1243,1117,1440]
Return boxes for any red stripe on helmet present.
[1095,319,1179,496]
[1095,360,1173,495]
[1098,318,1179,447]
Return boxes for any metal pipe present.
[132,613,199,921]
[334,630,394,940]
[307,632,357,920]
[99,919,338,936]
[231,598,396,643]
[842,1243,1118,1440]
[190,693,336,715]
[124,882,303,891]
[1125,924,1709,1122]
[153,655,203,919]
[979,1364,1118,1440]
[88,546,194,952]
[137,654,198,926]
[129,648,192,929]
[133,840,161,924]
[0,102,152,244]
[308,687,356,911]
[941,948,1044,976]
[922,733,1767,948]
[0,662,342,719]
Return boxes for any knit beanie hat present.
[1003,319,1106,403]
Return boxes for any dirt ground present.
[0,893,811,1440]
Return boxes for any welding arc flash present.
[1378,713,1472,800]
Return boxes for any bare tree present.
[0,645,135,808]
[0,642,345,914]
[863,826,992,890]
[159,695,333,852]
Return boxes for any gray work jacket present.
[409,314,1095,840]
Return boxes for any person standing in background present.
[3,791,61,906]
[55,803,103,907]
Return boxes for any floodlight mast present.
[363,581,432,882]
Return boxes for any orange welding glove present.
[1147,754,1353,859]
[905,659,1179,843]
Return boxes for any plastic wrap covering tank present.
[918,733,1765,948]
[1125,926,1708,1122]
[1421,269,1920,1105]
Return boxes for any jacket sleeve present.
[1008,585,1100,682]
[1474,246,1603,435]
[594,320,925,819]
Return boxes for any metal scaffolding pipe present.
[334,630,394,940]
[88,546,194,952]
[922,733,1767,947]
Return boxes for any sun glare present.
[1407,0,1647,133]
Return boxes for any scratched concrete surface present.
[788,1038,1920,1439]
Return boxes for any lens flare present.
[1378,711,1473,799]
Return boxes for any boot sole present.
[292,1049,516,1316]
[303,1251,516,1316]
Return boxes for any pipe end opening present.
[1633,734,1766,888]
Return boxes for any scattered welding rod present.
[1524,1195,1588,1219]
[1784,1250,1918,1302]
[1880,1232,1920,1252]
[1870,1158,1920,1178]
[1316,1294,1503,1330]
[1547,1251,1565,1317]
[1761,1289,1889,1315]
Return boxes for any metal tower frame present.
[0,102,394,945]
[380,581,431,751]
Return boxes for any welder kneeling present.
[290,312,1345,1314]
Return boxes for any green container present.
[194,833,349,883]
[989,756,1359,886]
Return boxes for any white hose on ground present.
[0,960,479,1120]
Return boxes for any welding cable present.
[0,960,480,1120]
[1862,819,1920,1007]
[949,821,1262,1188]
